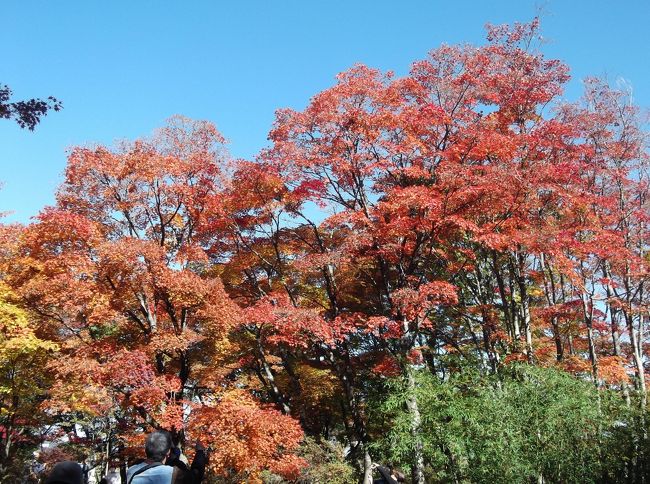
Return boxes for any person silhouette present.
[44,461,83,484]
[126,430,207,483]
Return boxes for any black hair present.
[44,460,83,484]
[145,431,172,462]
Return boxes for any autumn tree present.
[223,17,647,482]
[0,282,57,480]
[6,116,304,481]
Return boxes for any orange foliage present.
[188,390,305,481]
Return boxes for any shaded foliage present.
[0,84,61,130]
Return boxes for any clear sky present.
[1,0,648,223]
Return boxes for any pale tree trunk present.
[491,251,519,343]
[581,292,599,386]
[398,314,427,484]
[639,313,647,410]
[605,262,644,408]
[622,261,646,410]
[616,178,647,412]
[523,292,533,363]
[473,266,499,372]
[539,254,564,361]
[626,310,647,404]
[515,253,533,362]
[405,367,426,484]
[362,449,373,484]
[603,267,623,357]
[624,308,646,482]
[105,428,111,476]
[603,265,631,404]
[585,323,599,385]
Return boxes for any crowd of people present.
[42,432,404,483]
[43,431,206,484]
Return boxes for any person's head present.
[44,460,83,484]
[145,430,172,462]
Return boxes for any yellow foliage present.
[0,283,57,422]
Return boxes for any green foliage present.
[371,365,647,483]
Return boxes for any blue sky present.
[1,0,648,223]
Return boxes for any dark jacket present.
[167,449,207,484]
[127,449,207,484]
[373,466,398,484]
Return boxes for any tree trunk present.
[515,253,533,362]
[539,254,563,361]
[257,342,291,415]
[405,367,426,484]
[582,294,599,386]
[625,311,646,405]
[362,448,373,484]
[326,349,373,483]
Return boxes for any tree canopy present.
[1,18,648,483]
